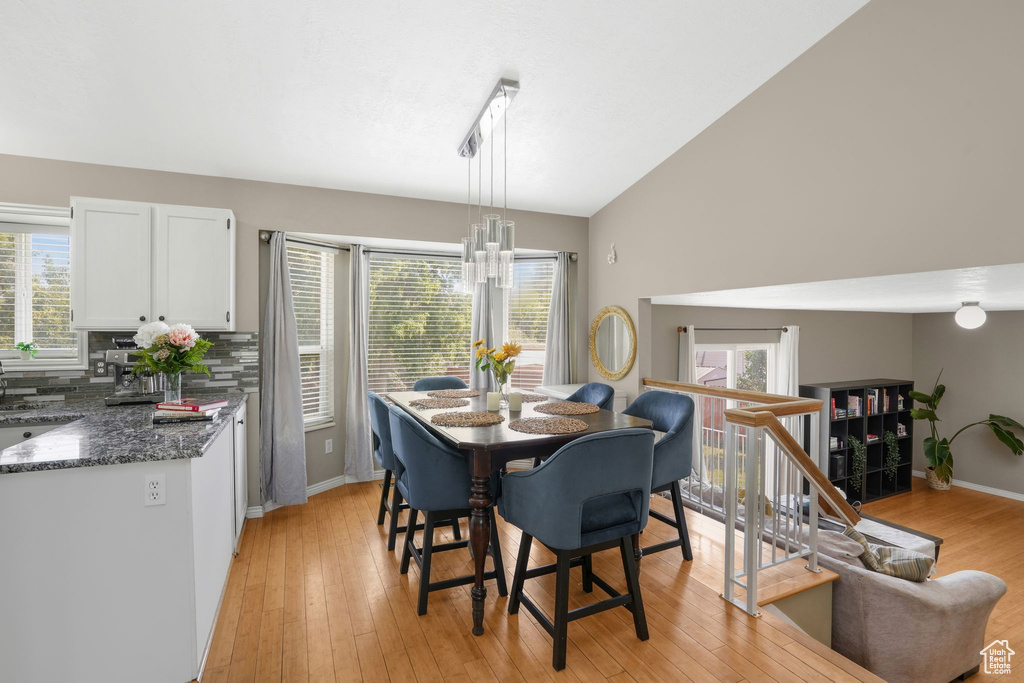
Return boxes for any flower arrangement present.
[474,339,521,405]
[132,322,213,402]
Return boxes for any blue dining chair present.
[388,406,507,616]
[566,382,615,411]
[412,376,468,391]
[500,428,654,670]
[622,390,695,560]
[368,392,459,550]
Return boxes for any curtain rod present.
[678,326,789,333]
[259,231,351,251]
[259,230,574,260]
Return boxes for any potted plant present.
[910,370,1024,490]
[473,339,521,407]
[15,342,38,360]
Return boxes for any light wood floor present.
[202,481,880,683]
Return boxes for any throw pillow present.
[843,527,935,582]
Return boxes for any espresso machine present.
[104,338,164,406]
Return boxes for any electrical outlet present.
[325,438,333,454]
[94,360,107,376]
[144,474,166,506]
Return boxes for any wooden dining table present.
[387,391,653,636]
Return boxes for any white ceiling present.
[649,264,1024,313]
[0,1,866,216]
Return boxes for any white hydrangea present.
[133,321,170,349]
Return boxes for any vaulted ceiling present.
[0,1,866,216]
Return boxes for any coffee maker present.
[104,337,164,406]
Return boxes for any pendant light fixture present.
[954,301,986,329]
[458,79,519,292]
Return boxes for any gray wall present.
[911,311,1024,494]
[649,305,914,385]
[587,0,1024,399]
[0,153,589,502]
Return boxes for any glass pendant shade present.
[484,214,500,277]
[497,220,515,289]
[472,223,487,283]
[461,237,475,293]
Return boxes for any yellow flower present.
[502,341,522,358]
[472,338,486,347]
[493,351,507,362]
[476,347,488,359]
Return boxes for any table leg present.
[469,448,493,636]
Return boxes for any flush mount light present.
[954,302,986,329]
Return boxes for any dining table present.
[387,390,653,636]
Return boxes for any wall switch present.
[325,438,333,454]
[144,474,166,506]
[94,360,107,376]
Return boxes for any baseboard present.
[911,470,1024,502]
[246,469,386,518]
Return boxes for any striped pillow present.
[843,527,935,582]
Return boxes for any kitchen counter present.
[0,395,247,474]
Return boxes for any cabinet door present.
[70,197,152,329]
[152,205,235,331]
[232,405,247,547]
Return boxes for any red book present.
[155,398,229,412]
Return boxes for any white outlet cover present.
[144,474,166,506]
[325,439,333,454]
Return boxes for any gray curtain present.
[469,278,501,390]
[344,245,374,481]
[542,252,571,385]
[259,232,308,506]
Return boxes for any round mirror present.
[589,306,636,380]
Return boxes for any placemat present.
[409,398,470,410]
[427,389,480,399]
[533,401,599,416]
[508,417,589,435]
[431,411,505,427]
[520,393,547,403]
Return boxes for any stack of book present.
[847,395,862,417]
[153,398,229,425]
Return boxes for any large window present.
[0,226,80,364]
[507,259,554,390]
[287,243,336,427]
[695,344,774,392]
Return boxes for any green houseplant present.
[849,435,866,496]
[883,430,901,482]
[910,370,1024,490]
[15,341,38,360]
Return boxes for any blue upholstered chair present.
[566,382,615,411]
[368,392,459,550]
[388,406,507,615]
[622,390,695,560]
[500,428,654,670]
[412,375,468,392]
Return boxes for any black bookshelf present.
[800,379,914,504]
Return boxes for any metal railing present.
[642,378,860,616]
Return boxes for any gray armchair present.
[412,375,468,391]
[565,382,615,411]
[817,530,1006,683]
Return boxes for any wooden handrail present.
[642,377,860,527]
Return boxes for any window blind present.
[0,230,77,356]
[287,244,335,426]
[507,259,555,391]
[367,254,472,393]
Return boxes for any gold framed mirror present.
[589,306,636,380]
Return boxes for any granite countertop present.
[0,395,248,475]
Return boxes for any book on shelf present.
[867,433,879,443]
[831,398,836,419]
[847,395,861,417]
[153,412,217,425]
[883,389,890,412]
[155,398,229,413]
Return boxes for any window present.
[695,344,774,392]
[287,243,336,428]
[0,222,83,367]
[507,259,554,390]
[367,254,472,393]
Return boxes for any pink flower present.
[167,323,199,349]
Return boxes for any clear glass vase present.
[497,379,510,408]
[163,372,183,404]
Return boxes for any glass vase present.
[163,372,183,404]
[497,379,510,408]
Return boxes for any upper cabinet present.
[71,197,236,331]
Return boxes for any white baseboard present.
[911,470,1024,502]
[246,469,386,518]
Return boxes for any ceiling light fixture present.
[954,301,986,329]
[459,79,519,293]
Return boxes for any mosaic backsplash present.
[1,331,258,403]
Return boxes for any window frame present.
[694,342,777,393]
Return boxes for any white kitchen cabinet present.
[232,403,247,547]
[70,197,236,331]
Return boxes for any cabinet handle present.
[139,315,147,322]
[158,315,165,321]
[23,432,32,439]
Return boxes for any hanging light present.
[954,302,986,329]
[458,79,519,293]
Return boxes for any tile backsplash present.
[1,331,258,403]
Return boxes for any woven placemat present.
[520,393,547,403]
[427,389,480,399]
[409,397,470,410]
[431,411,505,428]
[508,417,589,435]
[533,401,600,416]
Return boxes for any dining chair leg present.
[417,512,436,616]
[532,456,542,468]
[376,469,392,525]
[619,536,649,641]
[508,531,533,615]
[488,508,508,597]
[400,507,419,575]
[581,553,593,593]
[451,517,462,541]
[671,480,693,561]
[387,481,404,551]
[552,549,571,670]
